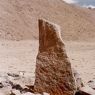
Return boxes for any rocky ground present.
[0,40,95,94]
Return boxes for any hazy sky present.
[63,0,95,8]
[76,0,95,5]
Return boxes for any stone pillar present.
[34,19,76,95]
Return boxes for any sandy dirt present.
[0,40,94,85]
[65,41,95,84]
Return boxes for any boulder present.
[87,80,95,90]
[34,19,76,95]
[76,85,95,95]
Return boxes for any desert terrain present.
[0,0,95,94]
[0,40,95,85]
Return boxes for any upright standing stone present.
[34,19,76,95]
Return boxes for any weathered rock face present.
[34,19,76,95]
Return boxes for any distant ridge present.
[0,0,95,41]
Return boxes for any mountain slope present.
[0,0,95,41]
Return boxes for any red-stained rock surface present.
[34,19,76,95]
